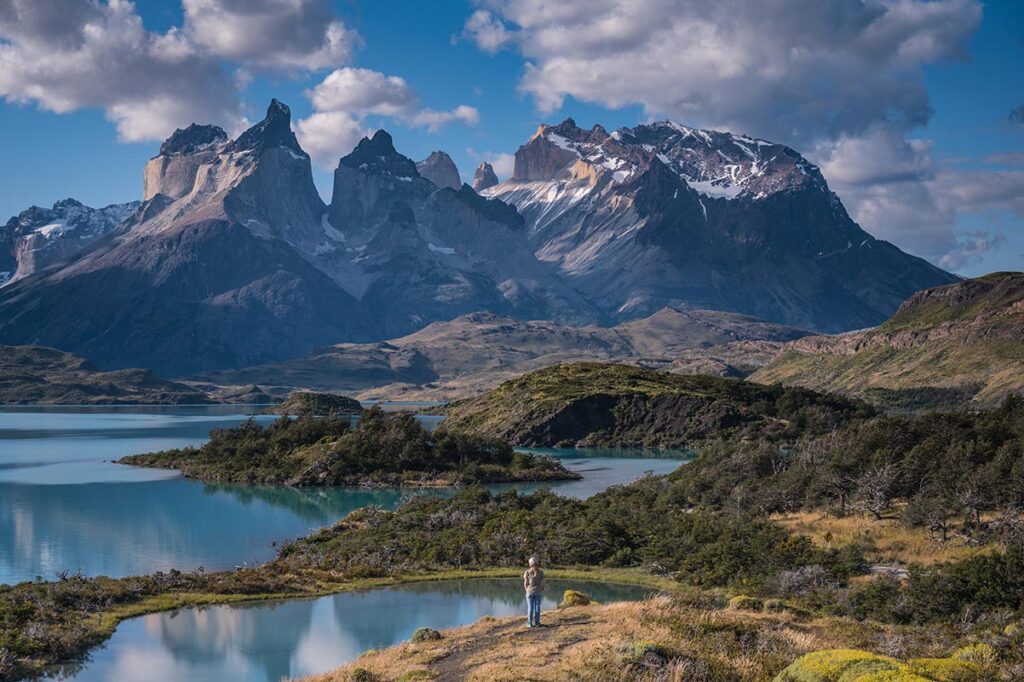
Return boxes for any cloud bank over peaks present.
[461,0,1009,270]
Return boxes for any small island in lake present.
[262,391,363,417]
[117,406,580,487]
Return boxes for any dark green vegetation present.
[277,481,865,587]
[118,407,579,486]
[675,395,1024,525]
[439,362,873,447]
[0,345,212,404]
[753,272,1024,409]
[263,391,363,416]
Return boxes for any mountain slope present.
[0,101,376,376]
[197,307,809,399]
[751,273,1024,408]
[484,119,957,332]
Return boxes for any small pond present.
[54,578,657,682]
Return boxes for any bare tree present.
[956,475,987,525]
[854,464,898,520]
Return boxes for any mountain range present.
[0,99,957,377]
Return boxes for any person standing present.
[524,555,545,627]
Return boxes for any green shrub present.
[774,649,987,682]
[632,641,669,658]
[727,595,764,611]
[410,627,442,643]
[349,669,381,682]
[559,590,596,607]
[950,643,996,666]
[908,657,983,682]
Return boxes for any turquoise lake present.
[0,406,686,585]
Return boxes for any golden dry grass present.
[771,508,997,566]
[297,595,933,682]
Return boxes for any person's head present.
[528,555,539,568]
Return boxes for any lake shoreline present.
[12,566,677,682]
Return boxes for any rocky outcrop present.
[471,162,499,191]
[484,118,957,333]
[416,151,461,189]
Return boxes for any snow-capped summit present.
[512,117,823,200]
[0,198,139,284]
[484,117,956,332]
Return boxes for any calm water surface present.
[55,579,656,682]
[0,407,686,585]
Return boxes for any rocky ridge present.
[471,162,499,191]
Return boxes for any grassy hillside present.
[439,362,872,447]
[752,273,1024,410]
[0,344,212,404]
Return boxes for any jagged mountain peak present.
[472,162,499,191]
[229,99,304,156]
[0,198,140,284]
[52,198,85,211]
[158,123,228,157]
[416,151,461,190]
[340,129,418,178]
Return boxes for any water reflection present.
[61,579,655,682]
[0,407,687,585]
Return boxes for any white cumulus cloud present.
[0,0,241,141]
[296,67,480,167]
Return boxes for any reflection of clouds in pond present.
[68,580,655,682]
[292,598,364,676]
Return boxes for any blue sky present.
[1,0,1022,276]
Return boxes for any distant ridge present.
[752,272,1024,409]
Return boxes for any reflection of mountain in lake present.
[0,479,400,585]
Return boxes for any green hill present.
[752,273,1024,410]
[439,362,871,447]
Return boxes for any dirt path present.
[427,611,596,681]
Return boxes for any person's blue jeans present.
[527,593,543,626]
